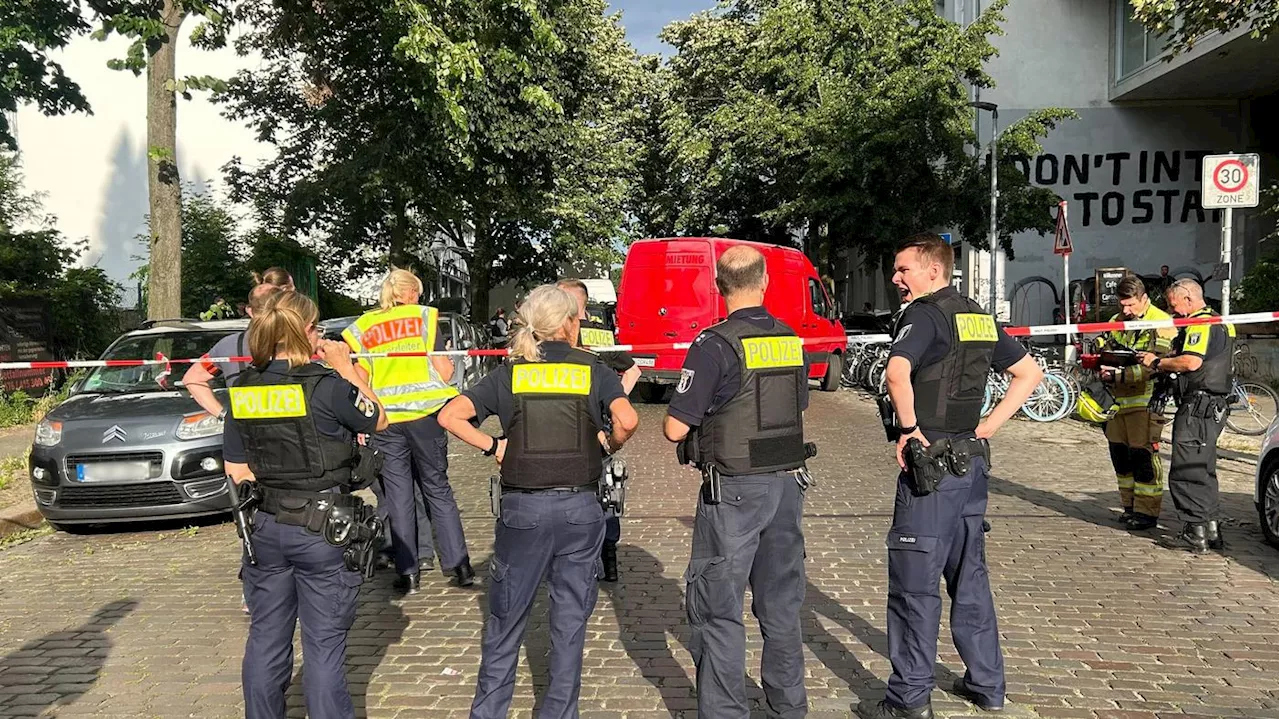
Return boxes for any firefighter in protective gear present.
[223,290,388,719]
[343,269,473,593]
[1138,278,1235,554]
[1099,275,1176,531]
[663,245,813,719]
[858,234,1044,719]
[437,284,638,719]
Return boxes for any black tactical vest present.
[1175,308,1235,396]
[904,288,998,434]
[579,314,616,349]
[228,363,356,493]
[502,349,603,489]
[697,316,807,475]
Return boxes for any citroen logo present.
[102,425,127,444]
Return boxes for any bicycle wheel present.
[1021,373,1070,422]
[1226,381,1279,436]
[981,376,998,418]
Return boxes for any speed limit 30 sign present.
[1202,153,1260,208]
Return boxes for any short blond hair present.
[379,268,424,310]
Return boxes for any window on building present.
[1116,0,1172,79]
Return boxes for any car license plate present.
[633,357,656,367]
[75,461,151,482]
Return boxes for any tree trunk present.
[388,199,412,272]
[469,220,495,324]
[145,0,184,320]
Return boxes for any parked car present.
[29,319,248,530]
[1256,418,1278,547]
[615,237,847,401]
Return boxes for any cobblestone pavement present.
[0,391,1275,718]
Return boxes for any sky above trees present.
[608,0,715,55]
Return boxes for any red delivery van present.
[615,237,846,401]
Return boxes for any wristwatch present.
[217,408,228,421]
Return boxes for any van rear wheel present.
[820,353,842,392]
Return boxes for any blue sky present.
[607,1,717,56]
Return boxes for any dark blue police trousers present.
[885,456,1004,709]
[241,512,362,719]
[471,489,604,719]
[685,472,808,719]
[375,414,469,574]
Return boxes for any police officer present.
[223,290,387,719]
[557,278,641,582]
[859,234,1043,719]
[1098,275,1176,531]
[662,245,811,719]
[437,284,638,719]
[343,269,473,593]
[1137,278,1235,553]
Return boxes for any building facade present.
[839,0,1276,326]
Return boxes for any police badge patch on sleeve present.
[676,369,695,394]
[894,324,913,344]
[353,390,377,418]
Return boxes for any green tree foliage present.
[1130,0,1275,58]
[0,0,92,149]
[0,153,120,358]
[179,191,248,317]
[647,0,1074,293]
[1234,260,1278,314]
[220,0,642,320]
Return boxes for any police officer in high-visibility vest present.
[663,245,812,719]
[557,278,641,582]
[343,269,473,593]
[1138,278,1235,553]
[1098,275,1176,531]
[859,234,1043,719]
[438,284,638,719]
[223,290,387,719]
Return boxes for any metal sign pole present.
[1221,206,1233,316]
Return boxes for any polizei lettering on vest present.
[230,385,308,419]
[512,364,592,395]
[742,336,803,369]
[955,313,998,343]
[363,317,425,349]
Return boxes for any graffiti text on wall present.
[1013,150,1223,228]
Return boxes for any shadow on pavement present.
[0,598,138,716]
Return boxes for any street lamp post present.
[969,100,999,317]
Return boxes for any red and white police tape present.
[1,310,1276,372]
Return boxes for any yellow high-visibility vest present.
[342,304,458,424]
[1106,304,1175,413]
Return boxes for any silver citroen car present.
[28,319,247,531]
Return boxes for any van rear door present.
[617,239,717,376]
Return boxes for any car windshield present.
[78,330,241,395]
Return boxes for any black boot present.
[856,699,934,719]
[453,556,476,587]
[1124,513,1158,531]
[953,679,1004,712]
[1206,520,1225,550]
[394,571,421,595]
[601,541,619,582]
[1118,507,1135,524]
[1162,523,1209,554]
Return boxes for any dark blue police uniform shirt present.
[461,341,627,433]
[223,360,380,463]
[667,307,810,427]
[887,295,1027,440]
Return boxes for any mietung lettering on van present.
[742,336,803,369]
[229,385,308,419]
[955,313,998,343]
[512,364,592,395]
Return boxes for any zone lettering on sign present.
[1201,153,1260,209]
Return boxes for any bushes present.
[1234,260,1278,314]
[0,371,83,428]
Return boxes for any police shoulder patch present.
[352,388,377,418]
[676,368,695,394]
[894,323,913,344]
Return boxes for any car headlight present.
[176,412,223,440]
[34,419,62,447]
